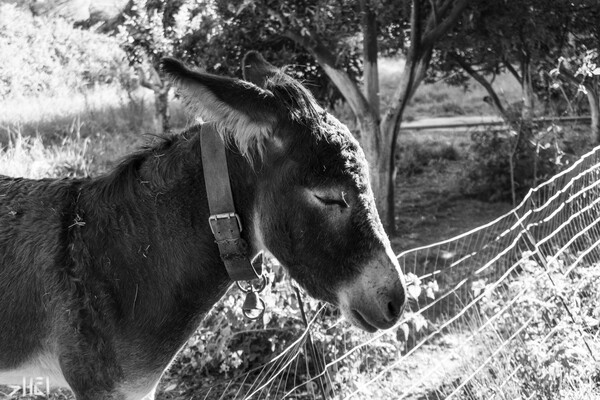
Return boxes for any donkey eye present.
[315,194,349,208]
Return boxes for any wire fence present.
[202,144,600,400]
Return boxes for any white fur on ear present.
[162,58,277,161]
[176,83,276,161]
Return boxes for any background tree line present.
[9,0,600,232]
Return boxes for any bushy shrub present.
[162,260,313,389]
[0,4,131,98]
[480,251,600,398]
[461,122,568,202]
[397,141,460,176]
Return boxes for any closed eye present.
[315,194,349,208]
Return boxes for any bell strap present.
[200,123,260,281]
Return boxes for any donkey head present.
[163,53,406,331]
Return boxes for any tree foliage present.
[432,0,573,119]
[117,0,220,132]
[0,3,125,98]
[433,0,600,144]
[195,0,368,105]
[548,2,600,142]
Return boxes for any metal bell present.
[242,291,265,320]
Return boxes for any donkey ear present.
[242,51,280,88]
[161,57,278,157]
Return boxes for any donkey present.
[0,52,406,399]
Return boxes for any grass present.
[0,84,191,178]
[0,85,188,141]
[0,129,148,178]
[404,72,522,121]
[0,132,91,178]
[377,57,523,121]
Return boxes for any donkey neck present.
[77,126,260,336]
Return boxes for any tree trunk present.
[380,53,430,234]
[137,64,171,134]
[521,58,535,122]
[585,86,600,143]
[154,87,170,134]
[359,0,390,230]
[357,115,390,227]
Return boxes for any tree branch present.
[149,64,163,89]
[554,59,582,86]
[136,65,161,92]
[422,0,470,49]
[437,0,456,17]
[429,0,439,26]
[409,0,422,62]
[381,0,424,130]
[283,29,372,119]
[503,60,522,83]
[451,53,508,118]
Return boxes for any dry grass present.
[0,133,91,178]
[0,85,188,141]
[333,56,522,137]
[0,128,149,179]
[377,56,523,121]
[0,85,190,179]
[405,72,522,121]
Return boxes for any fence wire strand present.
[200,145,600,399]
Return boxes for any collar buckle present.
[208,212,243,235]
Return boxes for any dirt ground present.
[391,148,512,253]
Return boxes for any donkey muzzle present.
[338,249,406,332]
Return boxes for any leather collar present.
[200,123,260,281]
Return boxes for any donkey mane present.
[93,129,202,204]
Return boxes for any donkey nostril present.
[386,290,405,321]
[387,301,399,319]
